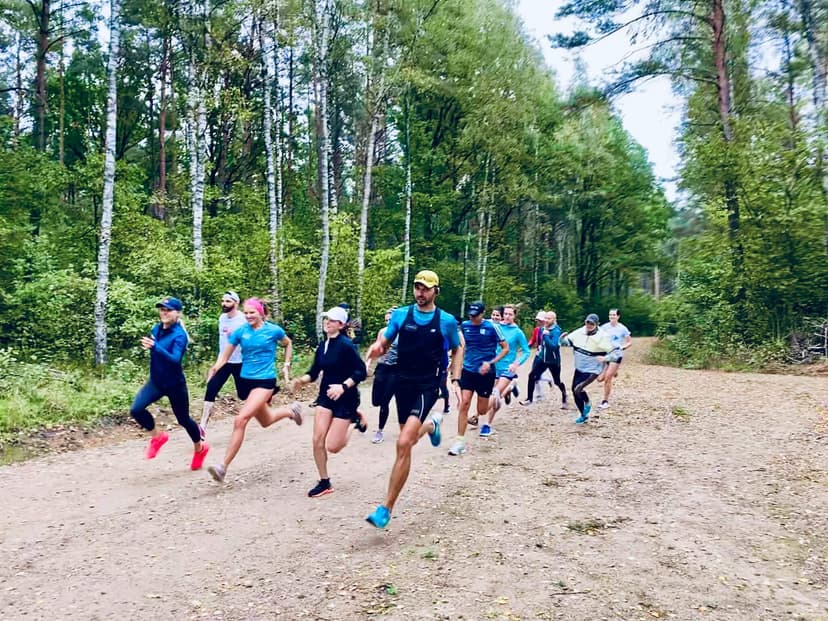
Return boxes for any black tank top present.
[395,305,444,382]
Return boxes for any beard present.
[221,304,235,313]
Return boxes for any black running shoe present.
[353,410,368,433]
[308,479,333,497]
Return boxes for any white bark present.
[480,210,491,299]
[192,78,207,270]
[479,156,492,299]
[190,0,207,270]
[356,113,377,319]
[262,25,281,319]
[460,231,470,316]
[532,204,540,300]
[357,23,387,321]
[314,0,332,339]
[94,0,120,366]
[402,122,412,304]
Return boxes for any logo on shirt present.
[480,328,487,335]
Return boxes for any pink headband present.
[244,298,266,317]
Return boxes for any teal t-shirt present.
[229,321,287,379]
[495,323,531,374]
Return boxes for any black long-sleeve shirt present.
[306,334,367,406]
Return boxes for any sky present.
[516,0,682,200]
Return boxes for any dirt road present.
[2,340,828,620]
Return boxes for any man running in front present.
[364,270,462,529]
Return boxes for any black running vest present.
[395,305,445,382]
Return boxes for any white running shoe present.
[372,429,384,444]
[447,440,466,456]
[598,400,610,410]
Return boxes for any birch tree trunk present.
[192,79,207,270]
[189,0,207,270]
[460,231,470,316]
[155,32,169,220]
[314,0,332,338]
[356,113,377,319]
[94,0,120,366]
[262,23,282,319]
[480,210,491,299]
[401,114,412,304]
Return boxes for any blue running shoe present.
[479,424,493,437]
[366,505,391,529]
[575,403,590,425]
[428,413,443,447]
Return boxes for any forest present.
[0,0,825,432]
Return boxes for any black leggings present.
[204,362,243,402]
[527,358,566,402]
[371,364,397,431]
[130,379,200,443]
[571,370,599,415]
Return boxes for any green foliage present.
[0,347,142,434]
[9,0,816,436]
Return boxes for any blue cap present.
[585,313,599,325]
[156,297,183,311]
[468,301,485,317]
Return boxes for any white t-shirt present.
[600,322,631,356]
[219,312,247,364]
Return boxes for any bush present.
[0,348,143,433]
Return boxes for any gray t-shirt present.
[219,312,247,364]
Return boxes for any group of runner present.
[129,270,630,530]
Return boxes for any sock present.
[200,401,214,428]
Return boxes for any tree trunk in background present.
[33,0,51,152]
[314,0,332,339]
[797,0,828,243]
[94,0,120,366]
[478,155,491,299]
[262,23,282,320]
[712,0,744,302]
[14,32,24,148]
[401,100,412,303]
[461,231,470,316]
[58,0,64,165]
[356,113,377,320]
[155,32,169,220]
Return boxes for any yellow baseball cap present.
[413,269,439,288]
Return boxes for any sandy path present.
[2,340,827,620]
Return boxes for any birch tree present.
[188,0,208,270]
[313,0,333,338]
[356,14,389,322]
[261,15,282,319]
[401,99,412,303]
[93,0,120,366]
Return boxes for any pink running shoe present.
[145,431,169,459]
[190,443,210,470]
